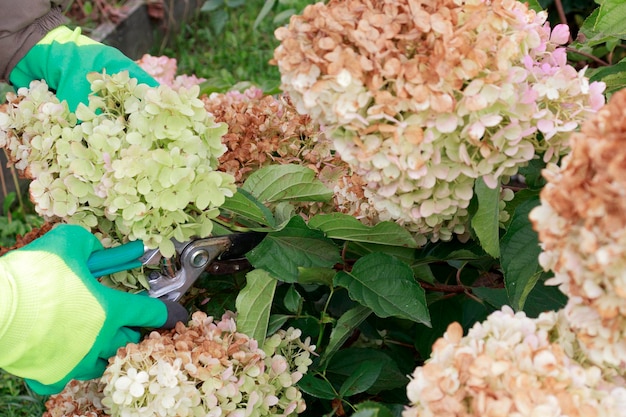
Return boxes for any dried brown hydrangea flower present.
[204,87,378,220]
[43,379,107,417]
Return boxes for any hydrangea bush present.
[43,312,315,417]
[3,0,626,416]
[272,0,605,244]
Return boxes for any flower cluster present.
[203,86,326,184]
[273,0,605,244]
[137,54,207,90]
[530,88,626,370]
[403,306,626,417]
[0,72,235,258]
[202,86,378,220]
[43,379,108,417]
[44,312,315,417]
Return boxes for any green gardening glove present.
[0,224,188,395]
[9,25,158,112]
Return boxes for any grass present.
[154,0,317,93]
[0,371,46,416]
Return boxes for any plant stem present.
[9,167,24,223]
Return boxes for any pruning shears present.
[86,232,266,302]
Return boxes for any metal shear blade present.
[87,232,266,302]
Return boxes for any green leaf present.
[297,267,335,286]
[201,0,224,12]
[235,269,277,343]
[309,213,418,247]
[242,164,333,203]
[522,276,567,317]
[516,160,546,190]
[471,178,501,258]
[320,305,372,368]
[298,374,337,400]
[583,0,626,41]
[413,296,464,358]
[326,348,408,394]
[0,82,15,101]
[209,8,229,35]
[525,0,543,13]
[339,360,383,398]
[472,287,508,310]
[247,216,342,283]
[500,197,542,311]
[353,402,395,417]
[503,188,541,229]
[334,253,430,325]
[273,201,296,226]
[2,192,16,214]
[412,263,435,284]
[253,0,276,29]
[273,8,296,25]
[267,314,290,335]
[589,61,626,97]
[283,284,302,314]
[346,241,417,265]
[225,0,245,7]
[416,238,488,265]
[220,188,275,228]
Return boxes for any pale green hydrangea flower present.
[0,72,236,259]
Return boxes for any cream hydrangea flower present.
[403,306,626,417]
[273,0,605,244]
[530,88,626,370]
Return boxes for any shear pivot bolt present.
[147,270,161,281]
[190,249,210,268]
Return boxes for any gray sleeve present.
[0,0,71,82]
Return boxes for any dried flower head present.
[530,88,626,370]
[203,86,377,220]
[403,306,626,417]
[44,312,315,417]
[273,0,604,244]
[43,379,107,417]
[204,87,325,183]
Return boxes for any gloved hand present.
[0,224,188,395]
[9,25,158,112]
